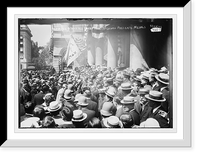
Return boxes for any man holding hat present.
[141,90,169,128]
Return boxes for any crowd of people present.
[19,65,171,129]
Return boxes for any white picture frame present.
[3,2,191,147]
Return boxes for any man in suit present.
[82,87,99,118]
[153,73,170,113]
[116,82,133,101]
[140,90,169,128]
[33,85,50,106]
[117,96,140,126]
[76,96,95,124]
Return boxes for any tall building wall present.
[20,25,32,69]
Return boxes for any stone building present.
[50,19,172,72]
[19,25,34,70]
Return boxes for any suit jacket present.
[63,99,77,111]
[98,94,106,111]
[133,95,142,115]
[33,92,45,106]
[128,109,140,126]
[161,87,169,113]
[140,105,153,123]
[149,106,169,128]
[140,105,169,128]
[81,107,95,124]
[116,107,140,126]
[86,98,99,117]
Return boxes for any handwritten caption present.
[86,26,146,31]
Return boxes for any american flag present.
[71,35,86,52]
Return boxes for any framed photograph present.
[3,1,191,147]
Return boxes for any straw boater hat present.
[105,87,116,98]
[141,72,150,81]
[100,102,117,117]
[134,76,142,82]
[72,110,87,122]
[77,96,89,106]
[103,116,123,128]
[119,82,133,90]
[47,101,62,112]
[145,90,166,102]
[158,66,168,74]
[140,118,160,128]
[114,77,123,83]
[138,88,149,96]
[63,89,72,100]
[120,96,136,104]
[74,93,84,102]
[155,73,169,85]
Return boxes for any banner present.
[130,30,149,71]
[72,35,86,52]
[64,36,82,67]
[107,37,116,69]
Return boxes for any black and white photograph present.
[18,18,173,129]
[3,3,193,148]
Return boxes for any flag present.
[72,35,86,52]
[130,29,149,71]
[64,35,82,67]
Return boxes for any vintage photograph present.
[18,18,172,129]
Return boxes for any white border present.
[4,4,191,147]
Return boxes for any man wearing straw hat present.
[142,90,169,128]
[76,96,95,124]
[154,73,170,112]
[117,96,140,126]
[116,82,133,101]
[154,73,171,127]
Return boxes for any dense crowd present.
[19,65,171,128]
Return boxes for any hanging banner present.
[130,29,149,71]
[64,36,82,67]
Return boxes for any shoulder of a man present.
[87,99,97,105]
[156,109,168,119]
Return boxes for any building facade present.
[19,25,34,70]
[51,19,172,72]
[51,23,86,72]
